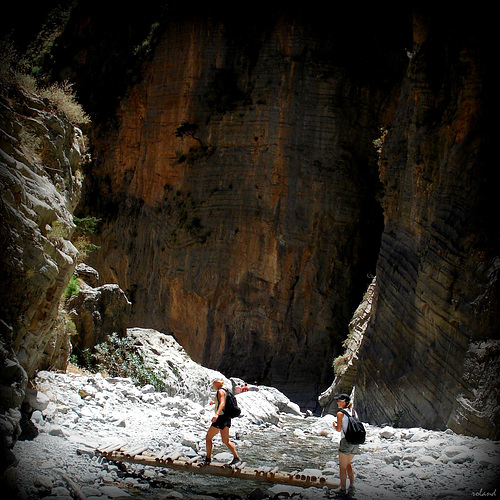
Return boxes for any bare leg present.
[205,425,219,459]
[339,453,349,489]
[220,426,238,458]
[346,455,355,486]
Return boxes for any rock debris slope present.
[13,329,500,500]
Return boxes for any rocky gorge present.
[60,5,498,433]
[10,329,500,499]
[0,4,499,496]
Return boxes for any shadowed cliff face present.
[356,12,499,437]
[0,81,85,471]
[72,9,407,406]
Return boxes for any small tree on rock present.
[175,121,205,148]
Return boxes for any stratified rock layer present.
[80,9,402,406]
[46,5,497,436]
[355,12,499,438]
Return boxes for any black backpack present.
[219,388,241,418]
[339,409,366,444]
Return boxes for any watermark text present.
[472,489,497,497]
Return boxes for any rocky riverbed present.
[9,329,500,499]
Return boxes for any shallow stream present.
[139,414,336,498]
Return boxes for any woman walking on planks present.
[333,393,359,496]
[203,378,241,466]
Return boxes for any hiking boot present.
[348,485,356,496]
[334,487,347,497]
[201,456,211,465]
[229,456,242,466]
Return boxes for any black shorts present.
[211,414,231,430]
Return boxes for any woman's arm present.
[215,389,226,416]
[333,411,344,432]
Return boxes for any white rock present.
[380,427,396,439]
[269,484,305,497]
[293,428,306,438]
[180,432,200,450]
[410,430,429,441]
[32,410,44,424]
[141,384,156,394]
[51,486,71,496]
[26,389,50,411]
[79,406,101,419]
[81,486,101,497]
[163,491,184,499]
[299,468,323,477]
[34,475,53,489]
[48,425,66,437]
[236,391,280,425]
[100,485,131,497]
[417,455,437,465]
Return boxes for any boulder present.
[74,263,100,287]
[68,284,132,351]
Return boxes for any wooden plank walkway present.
[96,443,338,489]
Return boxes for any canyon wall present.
[37,4,498,436]
[72,7,407,406]
[0,78,85,471]
[354,12,499,438]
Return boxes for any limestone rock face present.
[355,13,499,438]
[0,81,85,468]
[319,277,376,414]
[78,9,405,406]
[0,85,84,376]
[43,5,497,435]
[67,282,132,352]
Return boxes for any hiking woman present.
[203,378,241,466]
[333,393,359,496]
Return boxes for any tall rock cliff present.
[66,6,408,406]
[38,4,497,436]
[0,75,85,472]
[355,12,499,438]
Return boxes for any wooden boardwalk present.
[96,442,338,490]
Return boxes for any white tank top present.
[340,408,357,440]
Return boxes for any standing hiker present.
[333,393,359,496]
[203,378,241,466]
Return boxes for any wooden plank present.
[98,441,128,453]
[97,450,338,489]
[124,445,149,457]
[165,451,182,462]
[155,448,169,461]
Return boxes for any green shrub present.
[64,275,80,300]
[93,333,168,392]
[392,410,404,428]
[74,216,101,235]
[333,353,349,375]
[72,216,101,262]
